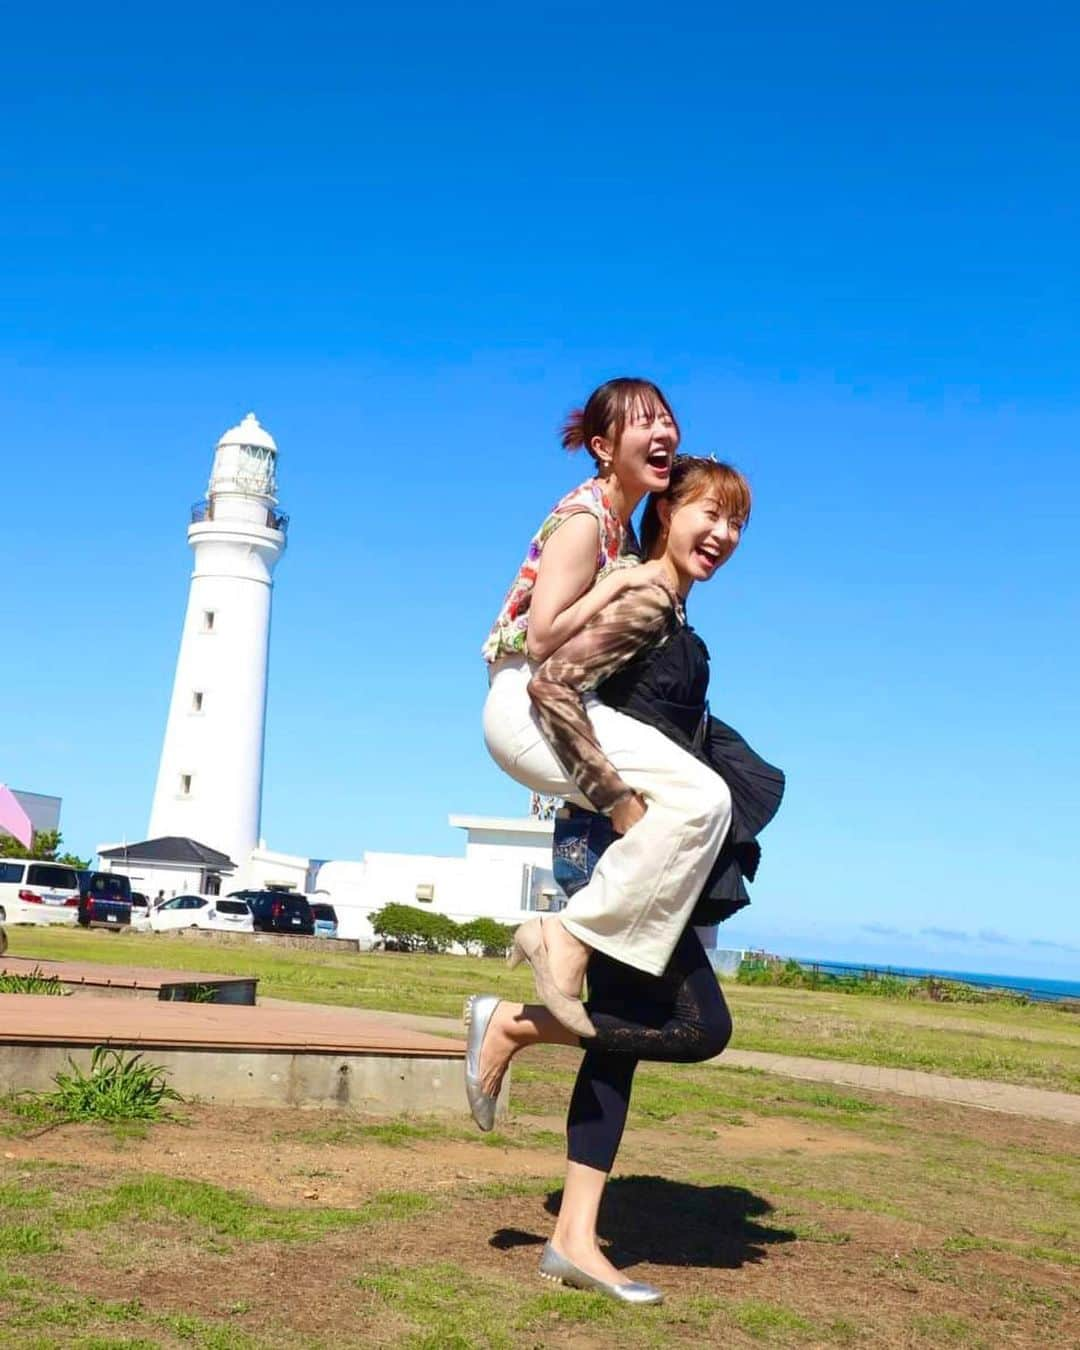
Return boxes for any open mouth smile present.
[693,544,723,569]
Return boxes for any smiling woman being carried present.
[481,382,736,1035]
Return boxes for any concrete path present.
[716,1050,1080,1126]
[259,1001,1080,1127]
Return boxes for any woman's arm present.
[526,517,670,662]
[527,582,676,817]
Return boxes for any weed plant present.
[0,967,66,996]
[41,1047,182,1122]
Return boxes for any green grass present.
[71,1174,434,1244]
[356,1262,832,1348]
[725,982,1080,1092]
[0,1168,435,1262]
[730,1299,816,1340]
[357,1259,638,1347]
[512,1059,899,1142]
[11,927,1078,1092]
[356,1263,844,1348]
[0,1271,263,1349]
[5,926,541,1019]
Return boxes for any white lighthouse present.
[147,413,287,868]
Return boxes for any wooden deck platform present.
[0,956,257,1004]
[0,993,470,1114]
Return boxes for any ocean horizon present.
[789,957,1080,1003]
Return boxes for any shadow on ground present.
[490,1178,793,1270]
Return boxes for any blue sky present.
[2,3,1077,977]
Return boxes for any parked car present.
[0,859,80,926]
[310,902,338,939]
[77,871,132,930]
[227,889,315,935]
[130,901,152,931]
[150,895,254,934]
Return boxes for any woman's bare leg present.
[476,1001,579,1097]
[477,1006,627,1286]
[551,1162,625,1284]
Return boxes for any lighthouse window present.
[180,774,192,796]
[191,691,204,713]
[202,610,216,632]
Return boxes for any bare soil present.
[1,1108,889,1208]
[3,1087,1076,1347]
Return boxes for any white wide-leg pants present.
[483,657,732,976]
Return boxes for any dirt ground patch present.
[3,1108,557,1207]
[2,1065,1076,1348]
[1,1105,891,1210]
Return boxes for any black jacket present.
[554,624,785,925]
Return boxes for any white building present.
[146,413,287,868]
[314,814,560,941]
[97,836,237,900]
[313,811,720,956]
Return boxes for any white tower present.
[148,413,287,865]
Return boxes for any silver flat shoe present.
[463,994,503,1132]
[538,1242,663,1305]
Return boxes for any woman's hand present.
[614,559,673,593]
[610,791,648,836]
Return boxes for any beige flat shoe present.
[508,918,595,1038]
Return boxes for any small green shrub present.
[458,917,516,958]
[369,903,460,953]
[736,959,1031,1006]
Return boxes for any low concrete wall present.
[162,930,361,955]
[0,1043,477,1115]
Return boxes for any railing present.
[189,501,289,535]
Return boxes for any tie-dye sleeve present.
[527,582,678,814]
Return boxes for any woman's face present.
[597,398,679,497]
[663,492,744,592]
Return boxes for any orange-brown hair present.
[640,456,752,556]
[561,378,679,466]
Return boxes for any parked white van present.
[0,859,80,925]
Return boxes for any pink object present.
[0,784,33,849]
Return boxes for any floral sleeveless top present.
[482,479,641,664]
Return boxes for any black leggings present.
[566,927,732,1173]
